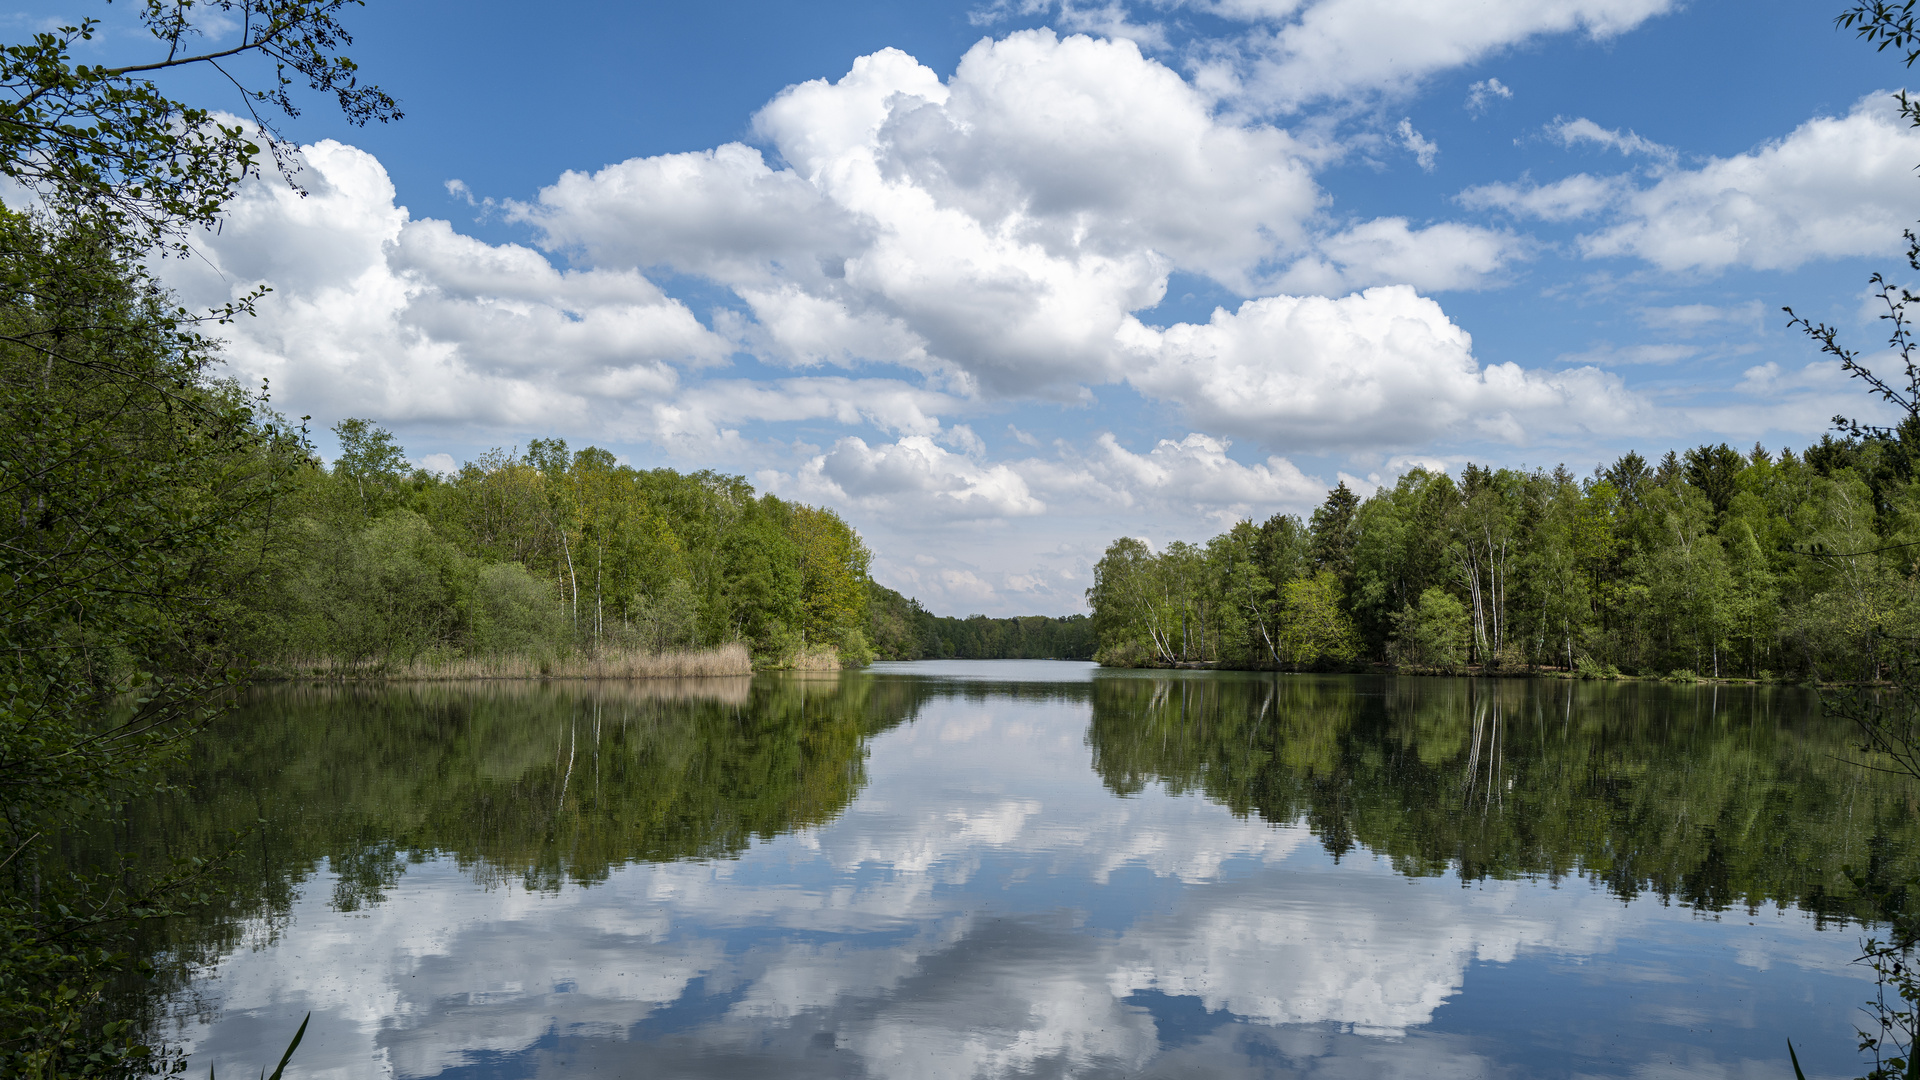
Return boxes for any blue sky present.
[25,0,1919,614]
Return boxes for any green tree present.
[1309,481,1361,582]
[0,4,395,1069]
[1510,468,1600,670]
[789,505,872,657]
[330,417,410,516]
[0,212,310,1078]
[1350,468,1456,655]
[720,501,804,655]
[1683,443,1746,519]
[1280,570,1360,668]
[1088,537,1171,666]
[1211,521,1280,665]
[1449,465,1523,665]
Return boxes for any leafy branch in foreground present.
[0,0,399,249]
[1823,654,1920,1078]
[1777,9,1920,1074]
[1784,245,1920,456]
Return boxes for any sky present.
[17,0,1920,615]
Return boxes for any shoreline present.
[1093,660,1815,687]
[252,642,787,682]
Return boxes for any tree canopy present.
[1087,439,1920,680]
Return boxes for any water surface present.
[137,664,1915,1078]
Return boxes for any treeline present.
[868,583,1096,660]
[1089,437,1920,680]
[251,424,1106,671]
[244,421,876,669]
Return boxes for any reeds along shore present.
[265,642,760,681]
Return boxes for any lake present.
[129,662,1914,1078]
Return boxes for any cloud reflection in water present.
[166,676,1872,1079]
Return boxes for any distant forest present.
[1088,435,1920,680]
[868,584,1096,660]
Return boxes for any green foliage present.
[232,429,887,669]
[1573,656,1621,680]
[0,5,396,1074]
[1309,481,1361,580]
[1280,571,1361,668]
[0,1,398,249]
[328,417,411,517]
[1392,588,1470,670]
[1086,442,1920,677]
[788,506,872,656]
[0,209,315,1077]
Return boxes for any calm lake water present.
[133,663,1917,1078]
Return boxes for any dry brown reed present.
[267,642,755,682]
[780,645,844,672]
[262,674,755,707]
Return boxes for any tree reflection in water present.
[104,671,1916,1077]
[114,675,928,1018]
[1088,673,1915,924]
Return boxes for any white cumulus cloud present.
[1582,92,1920,271]
[520,33,1326,397]
[797,435,1047,519]
[1195,0,1678,111]
[1275,217,1524,293]
[1120,285,1642,450]
[171,141,729,434]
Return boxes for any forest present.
[241,420,877,671]
[867,583,1096,660]
[1087,436,1920,681]
[218,418,1092,672]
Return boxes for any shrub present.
[1094,639,1156,668]
[1390,589,1470,671]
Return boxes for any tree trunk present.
[560,529,579,635]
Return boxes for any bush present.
[833,627,874,666]
[628,579,700,653]
[1574,657,1624,680]
[751,619,803,666]
[470,562,568,655]
[1489,642,1529,672]
[1391,589,1469,671]
[1094,638,1156,668]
